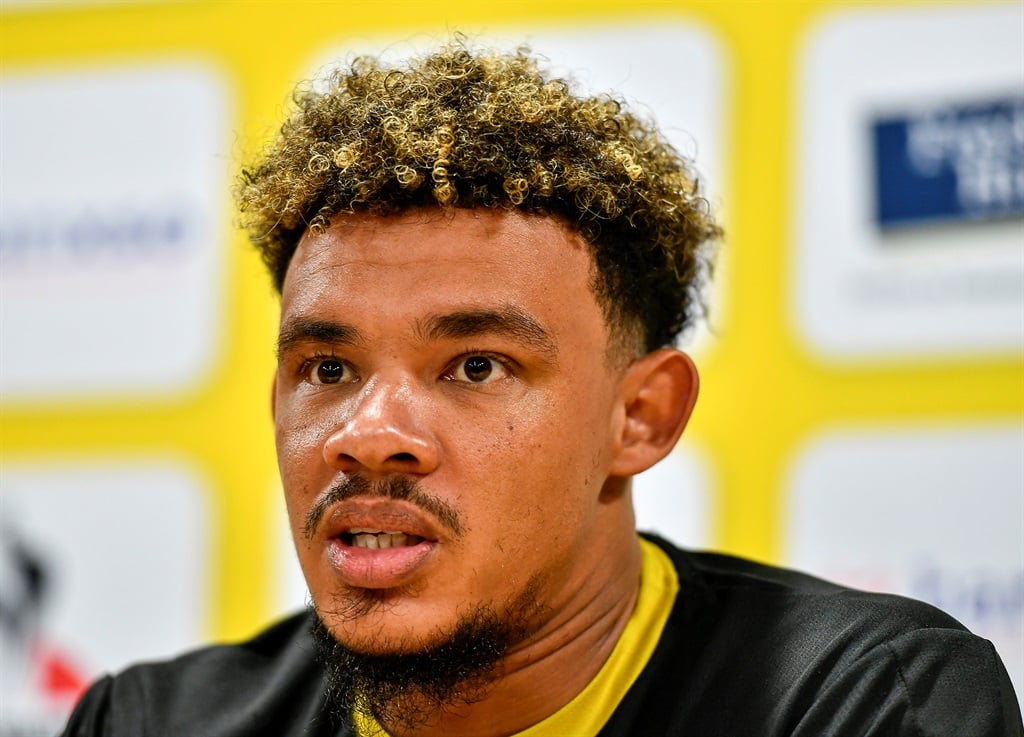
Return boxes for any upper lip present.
[318,499,443,543]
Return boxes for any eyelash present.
[443,351,516,382]
[297,353,350,383]
[294,350,518,385]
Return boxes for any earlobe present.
[608,349,699,477]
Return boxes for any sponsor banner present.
[0,63,228,401]
[783,425,1024,704]
[633,444,715,550]
[0,460,211,735]
[795,4,1024,361]
[872,97,1024,228]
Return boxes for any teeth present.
[353,534,379,549]
[350,532,415,549]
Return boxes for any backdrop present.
[1,1,1021,732]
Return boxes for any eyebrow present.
[277,317,362,357]
[418,306,558,361]
[276,307,558,361]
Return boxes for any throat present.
[369,569,642,737]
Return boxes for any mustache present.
[304,475,465,541]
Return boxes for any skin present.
[273,207,698,736]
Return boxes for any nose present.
[322,377,440,475]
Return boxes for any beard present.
[311,579,545,733]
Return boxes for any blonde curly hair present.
[237,39,721,351]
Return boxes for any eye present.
[448,355,509,384]
[307,357,356,386]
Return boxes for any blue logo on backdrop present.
[0,203,195,272]
[872,97,1024,227]
[909,563,1024,631]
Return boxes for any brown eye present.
[449,355,509,384]
[462,356,493,382]
[313,359,348,385]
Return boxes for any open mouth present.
[326,518,438,588]
[342,528,427,549]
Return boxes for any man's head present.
[239,40,719,730]
[239,39,719,355]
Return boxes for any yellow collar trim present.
[513,537,679,736]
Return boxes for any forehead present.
[280,208,602,327]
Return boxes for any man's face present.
[274,208,635,655]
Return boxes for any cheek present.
[274,400,341,523]
[460,405,600,534]
[511,397,611,520]
[274,392,348,467]
[275,417,323,471]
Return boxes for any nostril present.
[322,422,438,472]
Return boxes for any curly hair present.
[237,39,721,352]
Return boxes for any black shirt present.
[62,536,1023,736]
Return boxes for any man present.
[63,41,1021,737]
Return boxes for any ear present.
[608,349,699,477]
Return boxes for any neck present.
[380,532,643,737]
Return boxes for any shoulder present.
[626,535,1023,737]
[652,533,972,646]
[60,610,343,737]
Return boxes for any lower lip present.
[326,539,436,589]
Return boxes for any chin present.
[313,587,456,654]
[310,574,552,727]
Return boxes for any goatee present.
[311,582,544,733]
